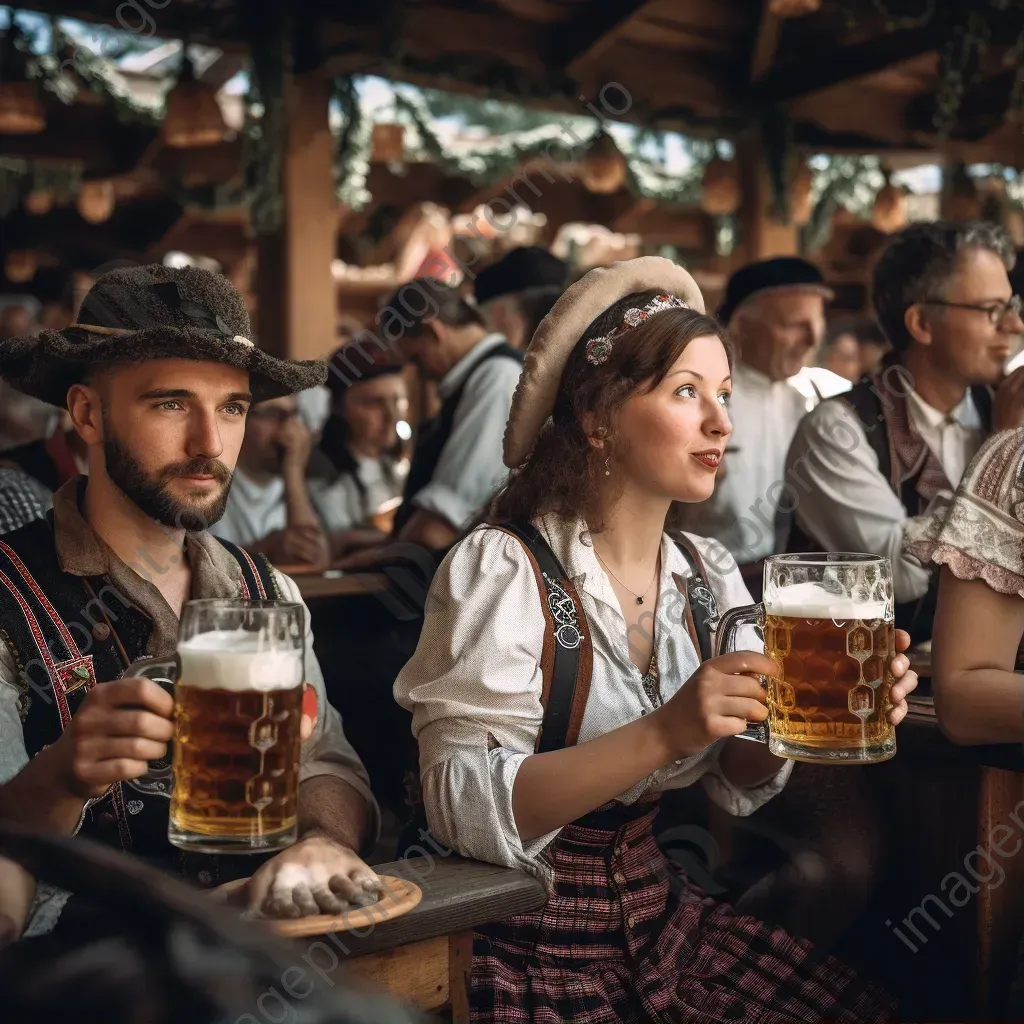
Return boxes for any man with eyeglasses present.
[214,394,330,567]
[780,221,1024,642]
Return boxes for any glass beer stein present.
[715,553,896,764]
[131,599,305,853]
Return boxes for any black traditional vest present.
[783,376,993,643]
[392,340,523,536]
[0,514,279,887]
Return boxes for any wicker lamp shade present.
[24,188,53,215]
[162,52,227,149]
[0,78,45,134]
[580,133,627,195]
[768,0,821,16]
[5,250,37,283]
[77,180,115,224]
[700,157,740,216]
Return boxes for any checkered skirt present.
[471,799,894,1023]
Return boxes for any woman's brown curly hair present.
[487,288,732,533]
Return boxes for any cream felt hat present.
[502,256,705,468]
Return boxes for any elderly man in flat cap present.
[474,245,569,351]
[0,265,380,942]
[675,257,847,593]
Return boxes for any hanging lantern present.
[872,182,908,234]
[162,49,228,148]
[580,133,627,195]
[0,26,45,134]
[700,157,740,216]
[768,0,822,16]
[789,161,814,226]
[5,250,37,283]
[24,188,53,215]
[371,123,405,164]
[77,180,115,224]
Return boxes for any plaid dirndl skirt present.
[471,799,895,1023]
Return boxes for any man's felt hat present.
[474,246,569,305]
[0,264,327,405]
[717,257,834,324]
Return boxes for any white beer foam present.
[178,630,303,692]
[764,582,888,621]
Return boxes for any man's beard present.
[104,435,233,532]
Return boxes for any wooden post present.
[734,132,799,266]
[256,73,336,361]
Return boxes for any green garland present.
[803,156,886,252]
[836,0,1024,137]
[32,25,160,128]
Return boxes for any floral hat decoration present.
[503,256,705,468]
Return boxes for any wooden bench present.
[296,856,546,1020]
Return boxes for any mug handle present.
[713,603,769,745]
[121,656,179,796]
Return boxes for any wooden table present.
[299,856,546,1020]
[275,568,390,602]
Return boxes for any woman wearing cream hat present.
[395,258,916,1022]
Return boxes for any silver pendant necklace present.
[594,548,660,605]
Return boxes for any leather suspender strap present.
[673,537,718,663]
[215,539,282,601]
[492,523,593,753]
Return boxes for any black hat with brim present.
[474,246,569,305]
[718,256,834,324]
[0,264,327,406]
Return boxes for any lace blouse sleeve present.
[904,428,1024,598]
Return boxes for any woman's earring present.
[604,456,611,477]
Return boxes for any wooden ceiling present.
[14,0,1024,164]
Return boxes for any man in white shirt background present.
[378,278,524,556]
[214,394,329,567]
[781,221,1024,641]
[675,257,848,594]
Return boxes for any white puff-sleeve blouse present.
[393,515,793,877]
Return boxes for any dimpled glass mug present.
[129,599,306,853]
[714,553,896,765]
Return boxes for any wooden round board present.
[266,875,422,938]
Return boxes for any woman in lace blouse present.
[905,427,1024,744]
[394,259,917,1024]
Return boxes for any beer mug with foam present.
[714,553,896,764]
[131,599,305,853]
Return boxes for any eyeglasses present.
[920,294,1023,326]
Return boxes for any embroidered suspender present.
[673,537,718,663]
[215,538,281,601]
[497,525,715,754]
[493,524,594,754]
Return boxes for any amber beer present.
[763,585,896,763]
[168,609,304,854]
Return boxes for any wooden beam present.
[749,1,782,84]
[550,0,651,76]
[256,73,337,361]
[758,22,945,102]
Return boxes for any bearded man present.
[0,265,379,942]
